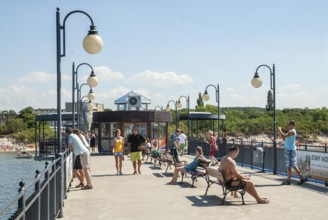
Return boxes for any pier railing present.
[188,138,328,186]
[0,149,73,220]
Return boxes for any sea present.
[0,152,46,218]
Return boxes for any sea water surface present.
[0,152,46,216]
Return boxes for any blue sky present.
[0,0,327,112]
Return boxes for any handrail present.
[0,149,72,219]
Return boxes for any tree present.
[4,118,26,134]
[266,90,274,112]
[196,92,204,108]
[18,106,36,129]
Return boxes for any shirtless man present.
[219,146,269,204]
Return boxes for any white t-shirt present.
[80,135,90,148]
[68,134,88,156]
[179,133,187,144]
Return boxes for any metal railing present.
[0,149,72,220]
[188,138,328,186]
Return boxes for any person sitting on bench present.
[220,146,269,204]
[168,146,210,185]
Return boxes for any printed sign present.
[297,151,328,180]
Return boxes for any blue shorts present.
[284,149,297,168]
[114,152,124,156]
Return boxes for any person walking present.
[169,129,181,162]
[113,129,124,175]
[278,120,306,185]
[90,130,97,152]
[178,130,187,156]
[66,128,93,190]
[206,130,219,166]
[127,126,146,174]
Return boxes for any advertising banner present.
[297,151,328,180]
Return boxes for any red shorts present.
[209,148,216,157]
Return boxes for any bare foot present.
[234,194,240,198]
[257,198,270,204]
[138,170,141,174]
[167,181,178,185]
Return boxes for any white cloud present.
[94,66,124,81]
[128,70,193,86]
[226,87,235,92]
[278,84,302,91]
[19,71,56,83]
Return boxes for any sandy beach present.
[0,137,36,152]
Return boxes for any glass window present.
[158,122,166,138]
[101,122,110,138]
[122,123,147,139]
[151,122,159,138]
[110,122,119,138]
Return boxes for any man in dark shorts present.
[73,155,84,188]
[219,146,269,204]
[169,129,181,162]
[128,127,146,174]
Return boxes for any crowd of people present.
[68,119,310,205]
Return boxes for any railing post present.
[56,153,64,218]
[18,181,25,220]
[35,170,41,220]
[325,144,327,153]
[250,141,253,170]
[261,142,265,173]
[45,162,50,220]
[241,140,244,167]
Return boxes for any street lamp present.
[72,62,98,128]
[177,95,191,154]
[202,84,220,140]
[56,7,103,155]
[78,85,96,130]
[165,100,178,130]
[154,106,163,111]
[251,64,277,174]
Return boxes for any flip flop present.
[258,199,269,204]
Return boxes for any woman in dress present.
[90,130,97,152]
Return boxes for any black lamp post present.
[72,62,98,129]
[56,7,103,155]
[202,84,220,140]
[165,100,178,130]
[251,64,277,175]
[176,95,190,153]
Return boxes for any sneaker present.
[281,181,291,185]
[119,172,123,175]
[297,179,306,185]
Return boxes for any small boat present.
[16,151,33,159]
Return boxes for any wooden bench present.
[205,167,246,205]
[181,160,210,187]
